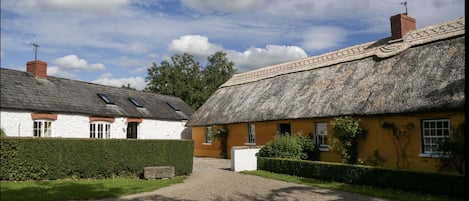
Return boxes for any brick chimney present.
[390,13,416,40]
[26,60,48,79]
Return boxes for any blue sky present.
[1,0,465,90]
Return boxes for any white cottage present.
[0,60,194,139]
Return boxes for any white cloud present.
[182,0,267,13]
[3,0,130,15]
[52,55,105,71]
[302,26,348,52]
[47,66,77,79]
[93,73,147,90]
[168,35,223,60]
[227,45,307,72]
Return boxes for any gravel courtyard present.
[97,157,392,201]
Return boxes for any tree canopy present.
[145,51,235,109]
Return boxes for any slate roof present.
[186,16,465,127]
[0,68,194,121]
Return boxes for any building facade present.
[186,14,465,173]
[1,61,194,140]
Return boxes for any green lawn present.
[0,177,186,201]
[241,170,463,201]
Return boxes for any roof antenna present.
[31,42,40,61]
[400,1,408,15]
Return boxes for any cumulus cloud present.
[227,45,307,72]
[52,55,105,71]
[302,26,348,52]
[168,35,223,60]
[182,0,267,13]
[92,73,147,90]
[47,66,77,79]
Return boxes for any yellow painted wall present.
[192,111,464,173]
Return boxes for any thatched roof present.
[186,17,465,127]
[0,68,194,120]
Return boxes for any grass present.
[241,170,463,201]
[0,176,186,201]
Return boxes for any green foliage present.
[258,157,464,198]
[330,116,367,164]
[212,127,229,158]
[256,133,319,161]
[363,148,386,166]
[0,138,194,181]
[145,51,235,109]
[382,122,414,169]
[437,122,465,174]
[0,177,186,201]
[0,128,6,137]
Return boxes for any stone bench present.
[143,166,175,179]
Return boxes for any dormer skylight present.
[97,93,114,104]
[128,97,143,108]
[167,102,180,111]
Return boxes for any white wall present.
[0,110,32,137]
[231,146,262,172]
[0,110,188,139]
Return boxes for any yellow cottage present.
[186,14,465,173]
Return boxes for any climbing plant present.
[212,127,229,159]
[330,116,367,164]
[437,122,465,174]
[381,122,414,169]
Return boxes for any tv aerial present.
[31,41,40,60]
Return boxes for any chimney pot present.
[26,60,48,79]
[390,13,416,40]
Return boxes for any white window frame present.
[419,119,450,158]
[90,121,111,139]
[33,119,52,137]
[315,122,329,151]
[203,126,212,145]
[246,124,256,145]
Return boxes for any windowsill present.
[319,147,329,152]
[418,153,446,158]
[202,143,212,146]
[244,143,256,146]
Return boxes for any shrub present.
[256,133,318,160]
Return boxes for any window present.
[204,126,213,144]
[277,123,291,136]
[246,124,256,144]
[421,119,450,156]
[127,122,138,139]
[33,120,52,137]
[97,93,114,104]
[128,97,143,107]
[167,102,180,111]
[315,122,328,151]
[90,121,111,139]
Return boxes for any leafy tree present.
[145,52,235,109]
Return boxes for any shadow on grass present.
[1,181,124,201]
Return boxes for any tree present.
[145,52,235,109]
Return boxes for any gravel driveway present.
[98,157,392,201]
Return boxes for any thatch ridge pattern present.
[221,17,465,88]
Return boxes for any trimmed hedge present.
[258,157,464,198]
[0,138,194,181]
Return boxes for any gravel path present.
[97,157,392,201]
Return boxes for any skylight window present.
[167,102,181,111]
[128,97,143,108]
[97,93,114,104]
